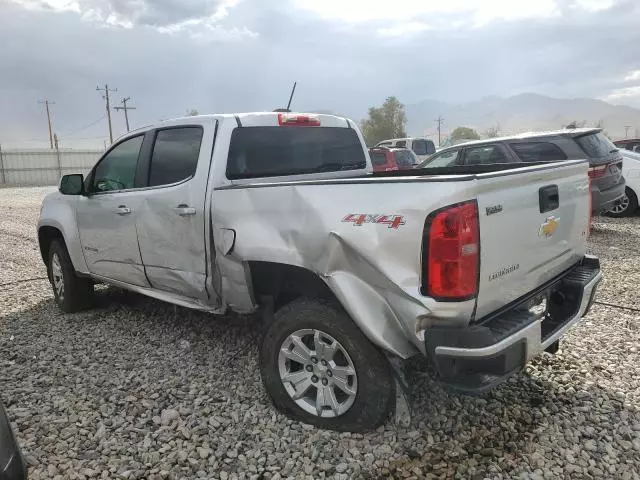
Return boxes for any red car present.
[368,147,418,172]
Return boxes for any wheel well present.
[38,226,64,266]
[248,261,339,311]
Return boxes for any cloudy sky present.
[2,0,640,147]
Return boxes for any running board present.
[90,274,225,314]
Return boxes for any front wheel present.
[48,240,94,313]
[259,298,395,431]
[607,188,638,218]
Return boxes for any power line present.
[61,114,107,137]
[113,97,136,132]
[96,84,117,144]
[38,99,56,149]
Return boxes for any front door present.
[76,134,150,287]
[134,125,214,301]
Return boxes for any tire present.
[48,240,94,313]
[259,298,395,432]
[607,188,638,218]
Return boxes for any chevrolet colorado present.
[38,112,602,431]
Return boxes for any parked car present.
[608,149,640,217]
[0,401,27,480]
[613,138,640,153]
[368,147,418,172]
[419,128,626,215]
[374,137,436,163]
[38,112,601,431]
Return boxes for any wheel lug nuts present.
[321,378,328,386]
[326,370,333,377]
[306,365,313,372]
[311,375,318,383]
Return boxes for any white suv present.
[375,137,436,163]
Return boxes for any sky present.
[2,0,640,148]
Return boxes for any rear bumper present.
[592,178,625,214]
[423,256,602,393]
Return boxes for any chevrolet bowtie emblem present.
[539,216,560,238]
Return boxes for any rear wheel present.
[259,298,395,431]
[607,188,638,218]
[48,240,94,313]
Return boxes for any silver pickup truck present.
[38,112,602,431]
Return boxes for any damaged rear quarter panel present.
[212,179,477,358]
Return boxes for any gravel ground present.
[1,186,639,480]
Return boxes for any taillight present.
[588,164,607,179]
[278,113,320,126]
[422,201,480,300]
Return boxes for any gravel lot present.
[1,186,639,480]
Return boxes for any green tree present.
[186,109,199,116]
[360,96,407,146]
[450,126,480,143]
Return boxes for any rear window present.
[412,139,436,156]
[575,132,618,158]
[510,142,568,162]
[370,151,387,166]
[149,127,203,187]
[227,127,366,179]
[394,150,415,167]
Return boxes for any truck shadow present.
[2,289,638,479]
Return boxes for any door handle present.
[175,204,196,216]
[116,205,132,215]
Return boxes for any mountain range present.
[405,93,640,142]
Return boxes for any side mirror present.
[59,174,84,195]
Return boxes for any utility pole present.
[114,97,136,132]
[96,84,117,144]
[435,116,444,147]
[38,99,56,149]
[624,126,632,138]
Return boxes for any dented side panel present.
[211,180,479,358]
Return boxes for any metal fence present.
[0,147,103,186]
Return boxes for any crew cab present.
[38,112,602,431]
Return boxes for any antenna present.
[286,81,297,111]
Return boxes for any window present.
[226,127,367,179]
[464,145,509,165]
[149,127,203,187]
[395,140,407,148]
[420,149,461,168]
[575,132,618,158]
[412,139,436,156]
[394,150,414,168]
[91,135,144,192]
[370,151,388,166]
[510,142,568,162]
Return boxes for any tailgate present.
[474,161,590,320]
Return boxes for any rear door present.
[411,139,436,163]
[473,161,590,319]
[135,123,218,302]
[461,144,513,165]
